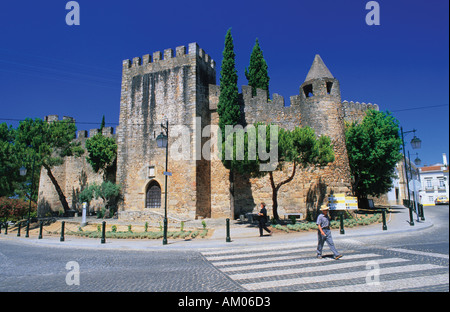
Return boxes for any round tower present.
[299,54,344,140]
[299,54,352,196]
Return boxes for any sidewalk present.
[0,205,432,251]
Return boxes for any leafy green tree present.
[233,124,334,220]
[245,38,270,98]
[15,118,84,213]
[85,133,117,177]
[0,123,19,197]
[345,109,402,203]
[217,28,242,218]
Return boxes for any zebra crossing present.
[201,243,449,292]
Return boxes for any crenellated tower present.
[116,43,216,220]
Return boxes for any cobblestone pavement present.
[0,205,448,292]
[199,240,449,292]
[0,241,243,292]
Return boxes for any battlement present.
[44,115,75,123]
[43,115,115,141]
[342,100,379,124]
[77,126,114,139]
[122,42,215,70]
[342,100,379,111]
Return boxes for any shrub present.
[0,197,33,222]
[191,230,199,238]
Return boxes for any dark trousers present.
[259,219,271,236]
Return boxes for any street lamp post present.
[400,127,422,226]
[19,155,36,238]
[156,120,169,245]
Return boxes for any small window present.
[326,81,333,94]
[303,84,313,97]
[148,166,155,178]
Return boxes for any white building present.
[419,153,449,206]
[387,156,419,206]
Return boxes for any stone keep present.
[116,43,215,221]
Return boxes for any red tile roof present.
[421,165,442,172]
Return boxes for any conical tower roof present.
[304,54,334,82]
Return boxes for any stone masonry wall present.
[37,118,114,216]
[209,80,353,219]
[116,43,215,221]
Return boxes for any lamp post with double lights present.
[400,127,422,226]
[156,120,169,245]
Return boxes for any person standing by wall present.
[316,204,342,259]
[258,202,272,237]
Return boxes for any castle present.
[37,42,379,221]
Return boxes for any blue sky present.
[0,0,448,166]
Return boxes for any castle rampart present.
[37,46,382,222]
[342,100,379,123]
[37,115,116,216]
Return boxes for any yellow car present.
[435,196,449,205]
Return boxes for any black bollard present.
[382,210,387,230]
[60,221,65,242]
[101,221,106,244]
[38,221,43,239]
[17,222,21,237]
[339,212,345,235]
[226,218,231,242]
[4,223,7,235]
[25,220,30,238]
[419,204,425,221]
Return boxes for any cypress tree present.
[217,29,241,219]
[245,38,270,98]
[218,28,241,136]
[100,115,105,131]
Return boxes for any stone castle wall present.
[37,117,115,216]
[208,78,353,219]
[37,44,382,221]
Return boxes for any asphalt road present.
[0,205,448,294]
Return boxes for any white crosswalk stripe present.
[305,274,450,292]
[229,257,408,280]
[387,248,449,259]
[201,244,449,292]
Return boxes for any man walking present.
[258,202,272,237]
[316,204,342,260]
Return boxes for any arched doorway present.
[146,180,161,208]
